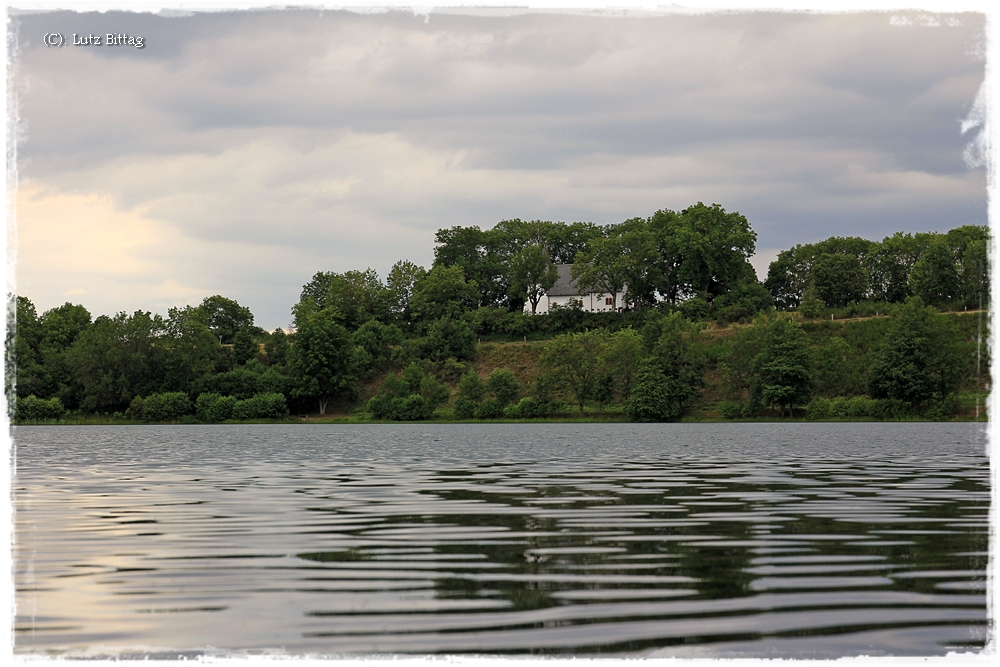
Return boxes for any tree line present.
[7,203,989,423]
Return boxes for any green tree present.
[290,300,357,415]
[868,297,963,406]
[813,336,863,397]
[624,361,689,422]
[811,253,867,307]
[457,370,486,403]
[673,202,757,303]
[797,282,825,318]
[324,268,393,329]
[628,312,705,421]
[487,368,520,407]
[425,316,477,361]
[199,295,256,344]
[386,260,426,322]
[510,245,558,314]
[66,310,166,411]
[161,305,220,391]
[410,265,480,321]
[751,317,813,416]
[264,328,289,366]
[539,329,608,415]
[909,239,961,308]
[604,328,646,399]
[864,232,929,303]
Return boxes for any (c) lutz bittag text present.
[43,32,145,48]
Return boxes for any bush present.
[487,368,520,406]
[425,316,477,361]
[504,396,552,419]
[233,393,289,420]
[128,392,192,422]
[475,397,505,420]
[15,395,65,422]
[625,369,684,422]
[805,397,831,420]
[807,395,914,420]
[366,393,434,421]
[679,297,710,322]
[453,397,477,420]
[717,401,742,420]
[195,392,287,421]
[195,393,238,422]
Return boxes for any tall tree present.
[509,244,558,314]
[199,295,256,345]
[386,260,426,322]
[290,300,358,415]
[869,297,963,406]
[673,202,757,302]
[66,311,166,410]
[410,265,480,321]
[750,317,813,417]
[161,305,220,391]
[539,329,609,415]
[811,253,867,307]
[909,239,961,307]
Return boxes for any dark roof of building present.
[547,264,580,296]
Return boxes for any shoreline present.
[12,415,988,426]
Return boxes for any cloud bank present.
[12,9,986,329]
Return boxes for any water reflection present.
[13,423,988,657]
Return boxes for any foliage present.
[805,395,913,420]
[199,295,257,345]
[486,368,520,406]
[425,316,476,361]
[66,310,166,411]
[812,254,866,307]
[868,297,963,406]
[411,265,480,321]
[510,245,559,314]
[264,328,289,366]
[624,362,683,422]
[751,317,813,416]
[457,370,486,403]
[474,397,506,420]
[365,362,448,421]
[539,329,609,415]
[126,392,192,422]
[603,328,646,400]
[15,395,66,422]
[290,301,358,414]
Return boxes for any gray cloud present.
[11,9,987,329]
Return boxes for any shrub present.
[504,396,551,419]
[196,392,287,421]
[366,393,434,421]
[487,368,520,406]
[196,393,238,422]
[128,392,192,422]
[805,397,831,420]
[232,393,289,420]
[425,316,477,361]
[15,395,65,422]
[453,397,477,420]
[457,370,486,403]
[419,374,451,410]
[717,401,742,420]
[475,398,505,420]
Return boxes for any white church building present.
[525,264,627,314]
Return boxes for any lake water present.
[12,423,991,658]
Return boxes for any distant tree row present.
[765,226,988,311]
[8,207,989,422]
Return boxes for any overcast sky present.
[10,7,988,330]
